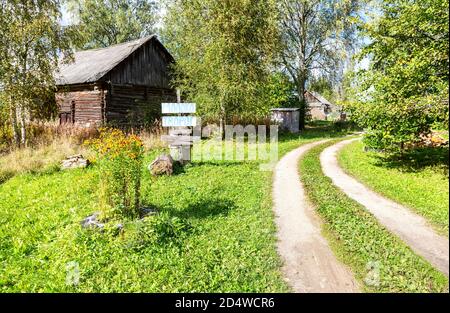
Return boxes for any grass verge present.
[338,140,449,235]
[299,140,448,292]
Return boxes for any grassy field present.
[338,140,449,235]
[299,140,448,293]
[0,122,351,292]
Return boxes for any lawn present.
[0,122,350,292]
[338,140,449,235]
[299,140,448,293]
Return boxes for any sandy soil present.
[320,138,449,276]
[273,140,360,293]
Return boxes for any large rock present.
[61,154,89,170]
[148,154,174,176]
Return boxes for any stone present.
[81,213,124,232]
[80,212,104,229]
[148,153,174,176]
[61,154,90,170]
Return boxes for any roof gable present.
[305,90,332,106]
[56,35,170,85]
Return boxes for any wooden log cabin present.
[55,35,177,127]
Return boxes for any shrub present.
[347,93,448,152]
[86,128,144,219]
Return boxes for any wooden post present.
[162,93,196,164]
[176,89,181,104]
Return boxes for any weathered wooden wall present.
[56,84,105,125]
[107,84,176,126]
[105,39,173,89]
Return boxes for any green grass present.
[299,140,448,293]
[338,140,449,235]
[0,122,354,292]
[0,153,288,292]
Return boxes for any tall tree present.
[347,0,449,151]
[0,0,73,147]
[163,0,279,126]
[66,0,159,49]
[279,0,363,129]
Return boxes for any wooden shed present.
[55,35,177,127]
[270,108,300,133]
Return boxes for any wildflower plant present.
[86,128,144,219]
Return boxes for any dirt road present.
[320,138,449,276]
[273,140,360,292]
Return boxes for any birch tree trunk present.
[9,102,19,147]
[17,104,27,147]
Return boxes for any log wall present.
[56,84,105,126]
[107,84,176,126]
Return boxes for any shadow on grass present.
[174,198,235,219]
[371,146,449,175]
[142,198,235,220]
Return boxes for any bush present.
[86,128,144,219]
[347,93,448,152]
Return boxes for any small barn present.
[304,90,333,120]
[55,35,177,127]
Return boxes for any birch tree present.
[0,0,72,147]
[279,0,363,129]
[163,0,279,126]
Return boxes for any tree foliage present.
[0,0,73,147]
[163,0,279,124]
[308,76,334,103]
[347,0,449,151]
[264,72,300,109]
[66,0,159,49]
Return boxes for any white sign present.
[162,103,196,114]
[162,116,197,127]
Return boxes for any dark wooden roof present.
[55,35,173,86]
